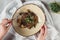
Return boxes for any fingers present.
[0,19,12,30]
[43,25,47,37]
[39,25,47,39]
[38,26,44,37]
[36,26,45,40]
[1,19,12,25]
[36,25,47,40]
[1,19,8,25]
[39,25,47,37]
[6,23,11,30]
[35,25,45,37]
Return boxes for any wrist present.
[0,35,3,40]
[0,38,2,40]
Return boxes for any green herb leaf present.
[49,2,60,12]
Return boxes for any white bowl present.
[12,4,45,37]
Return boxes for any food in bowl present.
[12,4,45,36]
[17,9,38,29]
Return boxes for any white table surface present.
[0,0,60,40]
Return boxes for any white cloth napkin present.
[0,0,60,40]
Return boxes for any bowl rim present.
[12,3,45,37]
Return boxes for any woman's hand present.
[0,19,12,40]
[36,25,47,40]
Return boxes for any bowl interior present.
[12,4,45,37]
